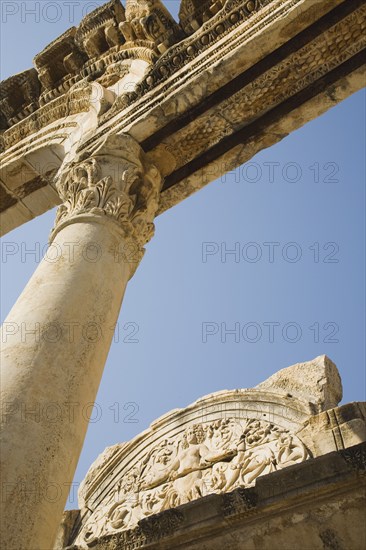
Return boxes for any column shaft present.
[0,133,162,549]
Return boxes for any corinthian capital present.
[50,134,162,254]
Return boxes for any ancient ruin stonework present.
[55,356,366,549]
[78,419,308,544]
[1,1,365,549]
[50,133,161,259]
[1,0,365,233]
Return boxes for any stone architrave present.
[1,0,365,233]
[0,133,162,550]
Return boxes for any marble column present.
[0,134,162,550]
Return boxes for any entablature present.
[1,0,365,235]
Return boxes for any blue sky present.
[1,1,365,508]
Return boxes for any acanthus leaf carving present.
[50,134,162,263]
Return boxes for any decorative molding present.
[74,509,184,550]
[137,0,274,96]
[0,85,91,153]
[103,0,277,123]
[1,1,362,154]
[50,134,162,259]
[86,508,184,550]
[0,69,41,130]
[0,0,277,140]
[121,0,183,54]
[148,2,366,172]
[1,1,364,236]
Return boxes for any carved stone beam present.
[0,133,162,550]
[120,0,183,53]
[1,1,364,235]
[179,0,226,35]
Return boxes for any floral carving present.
[50,134,162,255]
[75,418,309,546]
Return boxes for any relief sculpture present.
[79,418,309,546]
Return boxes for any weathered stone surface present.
[179,1,226,35]
[59,356,366,549]
[1,0,364,234]
[75,418,310,546]
[0,133,162,550]
[255,355,343,412]
[65,442,366,549]
[1,1,364,548]
[299,402,366,457]
[0,69,40,130]
[54,511,80,550]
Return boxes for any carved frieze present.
[1,1,365,233]
[151,3,366,172]
[137,0,274,95]
[74,417,308,546]
[3,0,363,154]
[0,0,274,136]
[50,134,162,258]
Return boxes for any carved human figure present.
[241,444,276,485]
[141,424,235,507]
[211,422,277,492]
[167,425,236,505]
[215,435,247,492]
[115,467,141,501]
[77,419,311,545]
[168,425,210,503]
